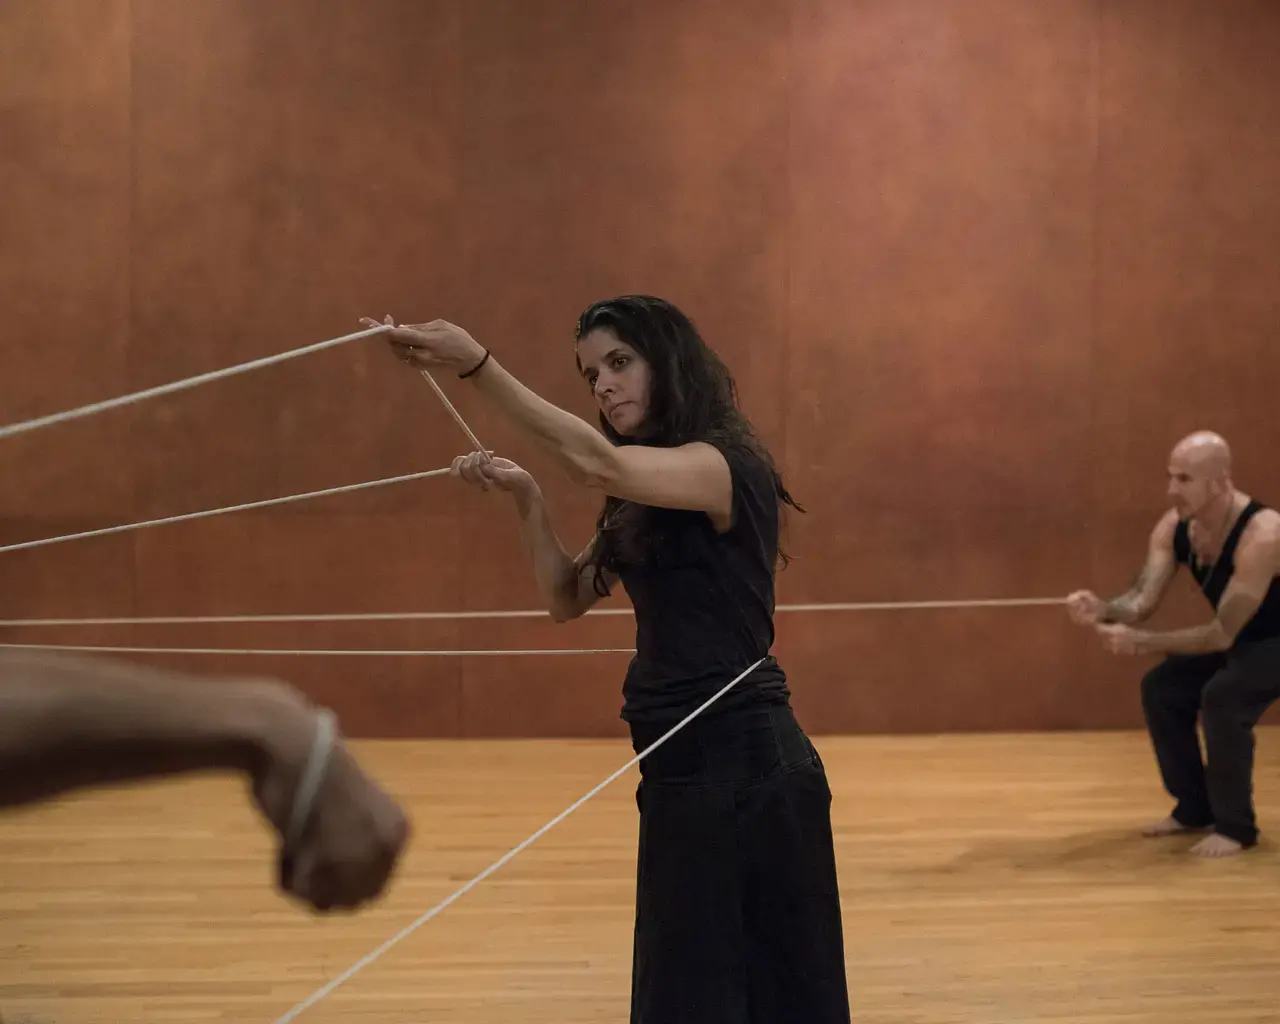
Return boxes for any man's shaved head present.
[1170,430,1233,480]
[1168,430,1234,519]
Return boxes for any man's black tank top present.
[1173,499,1280,647]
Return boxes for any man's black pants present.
[1141,635,1280,846]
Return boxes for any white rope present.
[781,596,1066,611]
[0,643,633,656]
[0,467,451,556]
[0,325,389,441]
[0,596,1066,628]
[419,369,489,460]
[0,609,604,626]
[268,656,766,1024]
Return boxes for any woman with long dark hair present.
[364,296,850,1022]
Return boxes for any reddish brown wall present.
[2,1,1278,737]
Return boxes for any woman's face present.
[576,328,652,437]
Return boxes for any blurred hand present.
[251,692,409,913]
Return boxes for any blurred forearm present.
[0,652,296,808]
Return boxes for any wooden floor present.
[2,728,1279,1023]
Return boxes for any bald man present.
[1067,431,1280,857]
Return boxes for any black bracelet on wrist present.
[458,349,491,379]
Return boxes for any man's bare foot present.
[1141,815,1204,837]
[1189,832,1244,858]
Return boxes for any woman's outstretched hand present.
[360,315,487,374]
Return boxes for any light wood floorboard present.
[2,728,1278,1022]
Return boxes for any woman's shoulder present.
[702,435,775,488]
[698,436,782,535]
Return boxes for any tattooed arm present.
[1067,510,1180,626]
[1100,510,1181,624]
[1099,511,1280,656]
